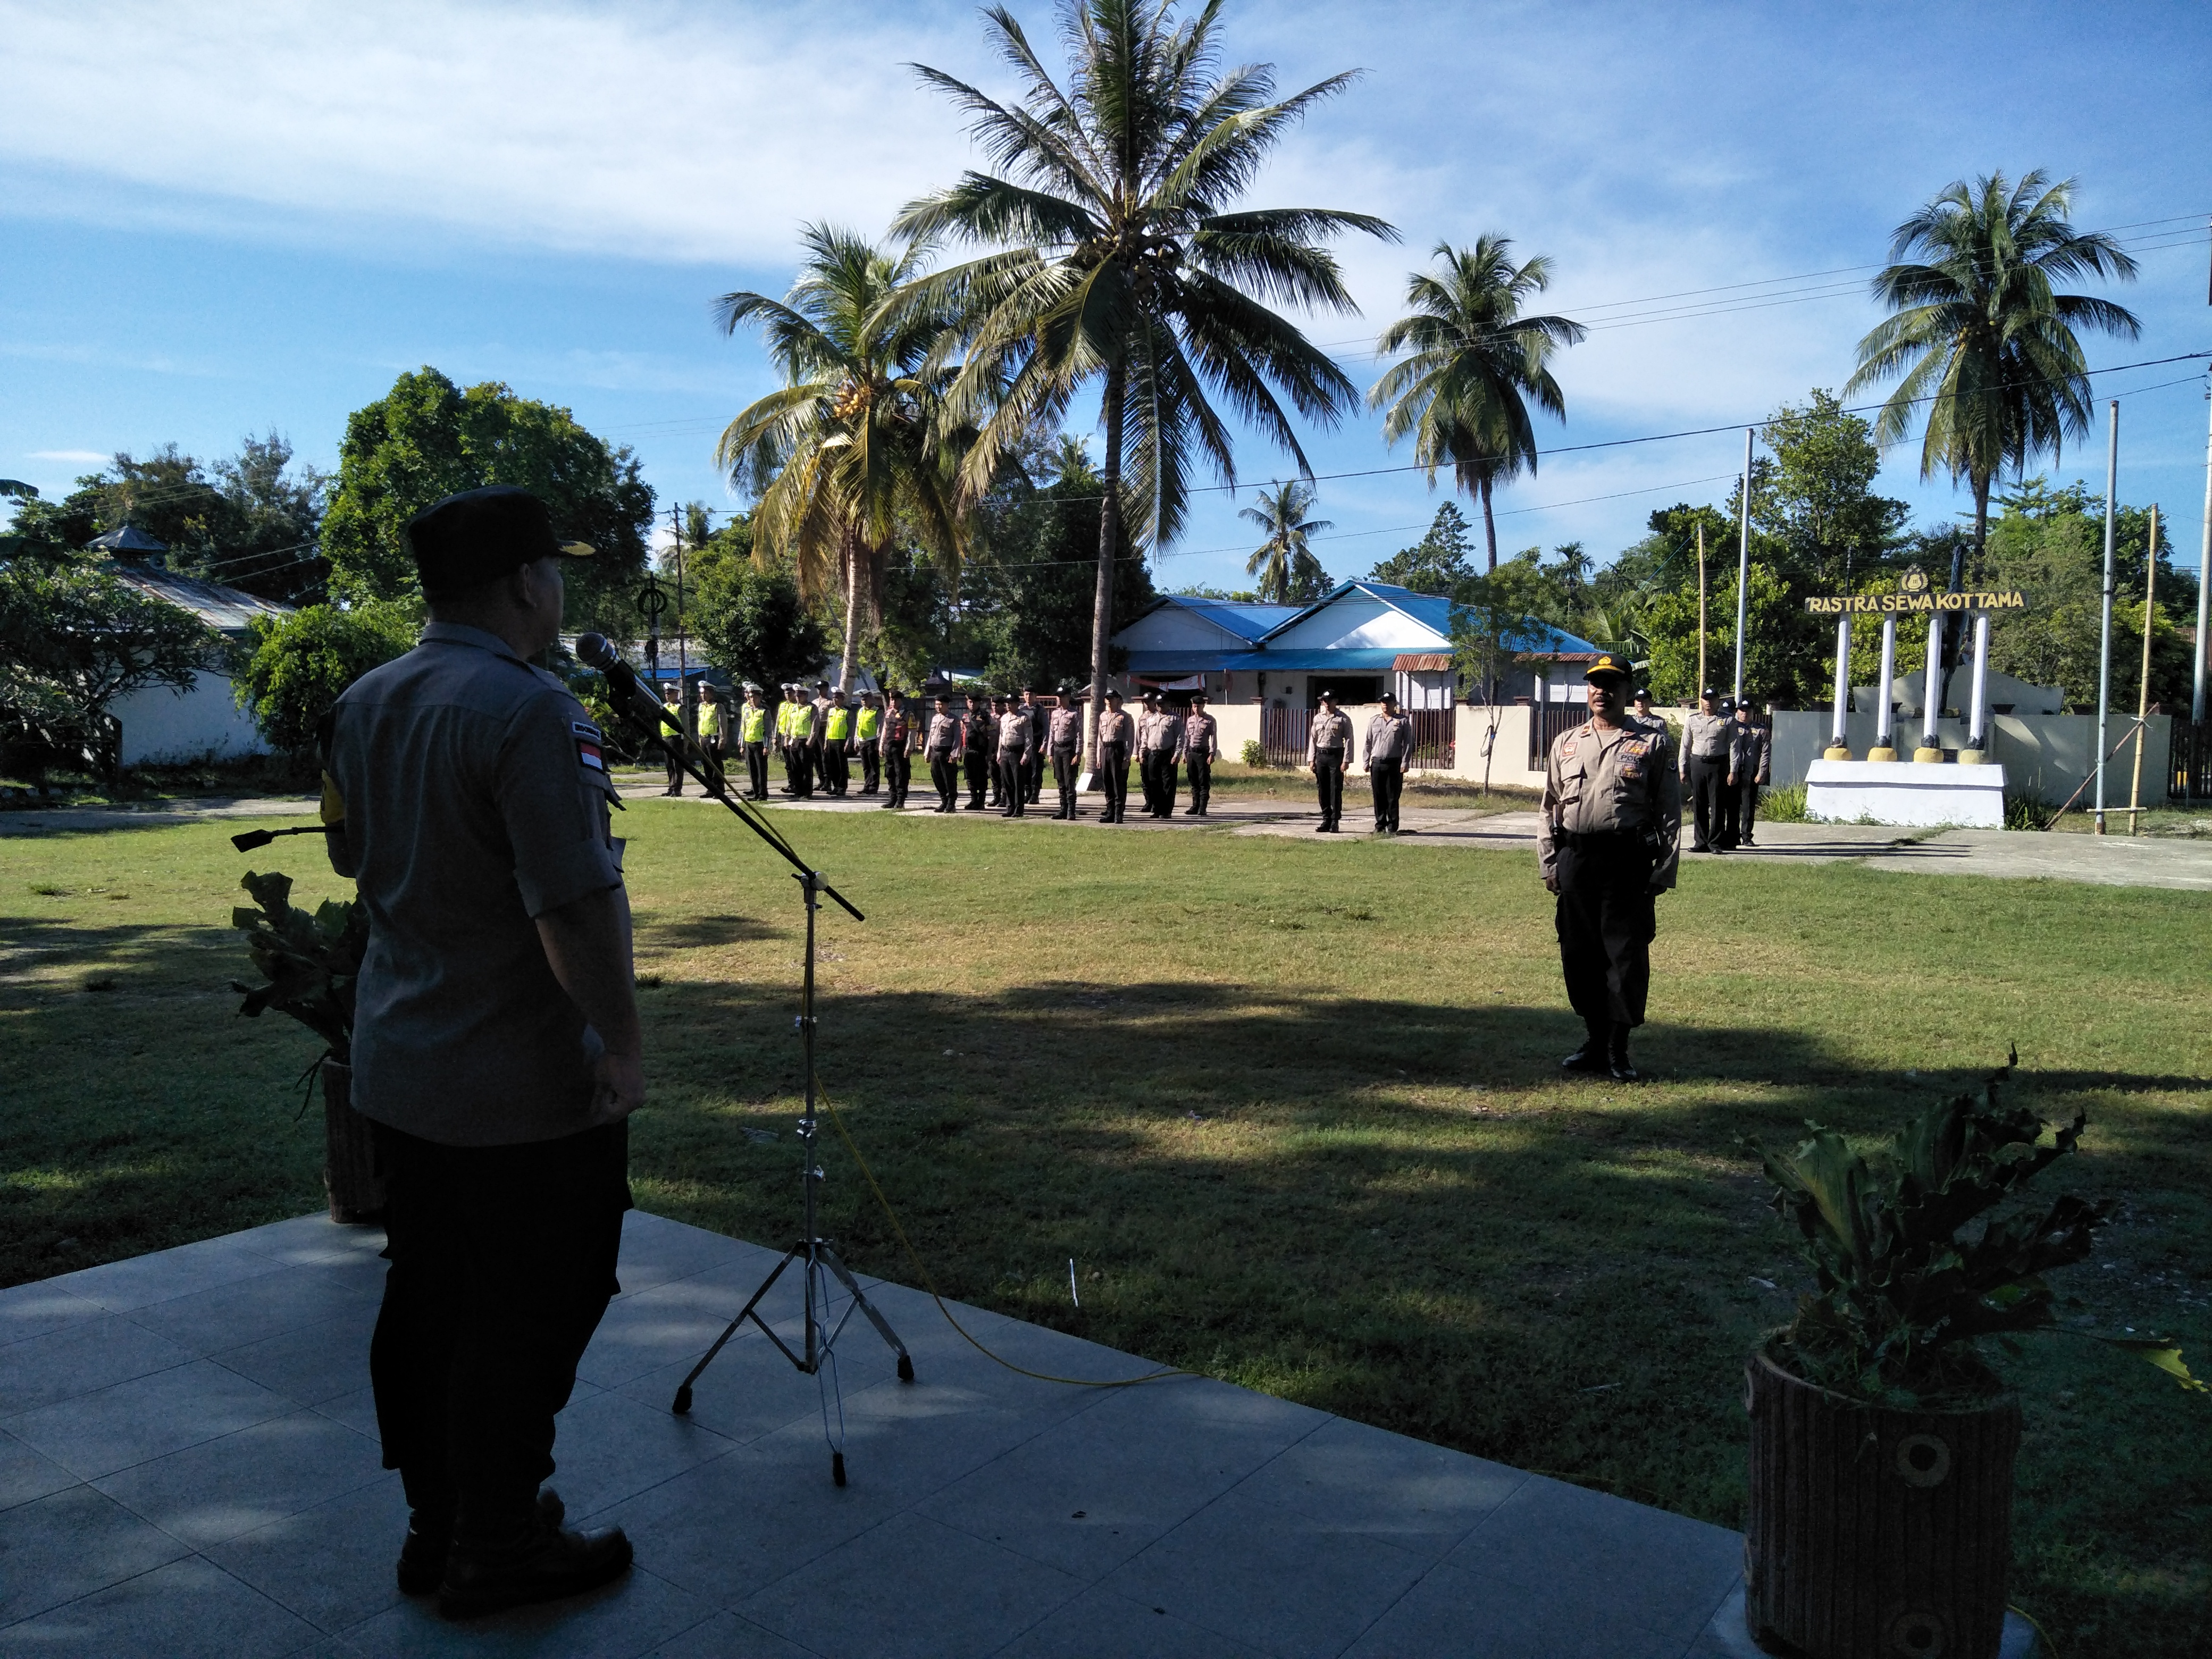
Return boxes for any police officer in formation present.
[1177,691,1219,816]
[854,691,882,795]
[1680,686,1730,853]
[995,693,1035,817]
[1095,688,1134,823]
[925,694,963,812]
[1024,689,1050,807]
[1730,699,1770,849]
[1047,686,1085,818]
[1308,689,1352,832]
[820,686,853,797]
[738,683,771,800]
[1363,692,1413,835]
[1539,653,1679,1082]
[874,689,911,809]
[1137,690,1180,817]
[961,692,993,809]
[778,682,816,798]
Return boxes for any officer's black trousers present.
[1156,756,1180,816]
[998,752,1027,814]
[1051,749,1079,815]
[1688,757,1726,849]
[781,744,804,794]
[824,745,849,796]
[860,747,879,793]
[744,742,769,799]
[963,752,989,806]
[1026,750,1044,804]
[1313,750,1344,825]
[1370,758,1404,830]
[1100,742,1130,820]
[1185,755,1212,812]
[370,1120,630,1540]
[1553,830,1656,1033]
[1735,779,1758,844]
[884,748,909,806]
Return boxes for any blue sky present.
[4,0,2208,594]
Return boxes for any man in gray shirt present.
[1364,692,1413,834]
[325,485,639,1620]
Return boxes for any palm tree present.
[1844,170,2139,573]
[714,224,965,690]
[1368,238,1586,572]
[895,0,1395,763]
[1240,479,1332,604]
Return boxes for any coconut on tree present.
[894,0,1395,764]
[1843,170,2140,583]
[1241,479,1333,604]
[713,224,966,691]
[1368,237,1586,572]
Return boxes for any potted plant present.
[1744,1054,2200,1659]
[230,869,381,1222]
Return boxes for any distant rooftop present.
[108,564,293,639]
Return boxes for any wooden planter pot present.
[1745,1348,2021,1659]
[319,1059,386,1224]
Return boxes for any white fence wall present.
[114,671,271,766]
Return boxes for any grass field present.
[3,802,2206,1655]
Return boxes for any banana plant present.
[230,869,365,1069]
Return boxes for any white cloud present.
[28,449,110,462]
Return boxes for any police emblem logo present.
[573,720,607,772]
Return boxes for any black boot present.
[1608,1026,1639,1083]
[1561,1021,1610,1074]
[438,1499,631,1620]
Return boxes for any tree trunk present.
[837,526,864,691]
[1085,359,1128,773]
[1480,477,1498,573]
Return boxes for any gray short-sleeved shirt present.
[326,622,625,1147]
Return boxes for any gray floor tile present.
[741,1510,1085,1659]
[205,1472,410,1636]
[0,1553,320,1659]
[1102,1487,1431,1659]
[41,1235,285,1313]
[919,1375,1324,1580]
[231,1212,388,1270]
[338,1563,713,1659]
[213,1301,382,1406]
[1340,1558,1680,1659]
[577,1277,780,1394]
[94,1406,389,1548]
[7,1357,292,1479]
[637,1611,819,1658]
[1230,1414,1528,1562]
[0,1280,106,1348]
[127,1263,383,1359]
[0,1482,191,1624]
[537,1387,741,1521]
[0,1424,78,1511]
[0,1313,194,1416]
[993,1585,1272,1658]
[618,1338,857,1449]
[611,1211,772,1300]
[1444,1476,1743,1647]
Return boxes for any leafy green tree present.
[1241,480,1332,604]
[1449,550,1563,789]
[898,0,1394,761]
[1643,562,1799,706]
[691,555,831,705]
[320,368,653,635]
[713,225,966,691]
[1757,391,1909,589]
[234,602,418,758]
[1368,501,1474,592]
[1370,238,1586,571]
[1844,171,2140,572]
[0,560,218,778]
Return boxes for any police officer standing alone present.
[323,485,636,1618]
[925,694,962,812]
[1096,689,1134,823]
[1178,691,1220,816]
[995,693,1035,817]
[1680,688,1730,853]
[1363,692,1412,834]
[1047,687,1084,818]
[1730,699,1770,848]
[1309,689,1352,832]
[1538,653,1679,1082]
[739,683,771,801]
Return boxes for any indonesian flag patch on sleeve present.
[574,720,607,772]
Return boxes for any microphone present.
[575,633,677,738]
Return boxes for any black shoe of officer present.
[401,1488,566,1597]
[438,1502,632,1621]
[1561,1025,1610,1074]
[1607,1028,1639,1083]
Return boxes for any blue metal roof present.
[1122,649,1250,675]
[1219,647,1406,672]
[1149,594,1303,641]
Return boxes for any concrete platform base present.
[1805,758,2006,828]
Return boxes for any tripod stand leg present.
[671,1245,801,1413]
[818,1245,916,1383]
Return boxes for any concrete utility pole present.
[2096,401,2119,834]
[2129,504,2158,834]
[1696,522,1708,694]
[1733,428,1752,703]
[2194,387,2210,730]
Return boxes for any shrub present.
[1760,782,1808,823]
[236,602,417,756]
[1239,738,1266,768]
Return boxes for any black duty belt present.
[1553,827,1645,848]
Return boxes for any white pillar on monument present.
[1915,613,1946,762]
[1962,613,1993,764]
[1824,616,1852,759]
[1869,616,1898,761]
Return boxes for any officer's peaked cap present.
[1583,653,1630,683]
[407,485,593,597]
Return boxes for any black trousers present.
[997,752,1028,815]
[1100,742,1129,820]
[1370,758,1403,830]
[1735,779,1759,845]
[929,755,959,809]
[781,743,805,794]
[1026,750,1044,804]
[963,751,990,807]
[1313,750,1344,825]
[1051,748,1079,815]
[1185,755,1212,812]
[663,742,683,792]
[370,1120,630,1538]
[744,742,769,799]
[824,744,850,796]
[1553,831,1657,1034]
[1688,757,1727,849]
[1136,751,1160,815]
[1153,755,1179,815]
[884,748,910,806]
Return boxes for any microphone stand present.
[574,635,912,1488]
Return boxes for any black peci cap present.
[407,486,592,597]
[1583,653,1630,684]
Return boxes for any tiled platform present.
[3,1211,1777,1656]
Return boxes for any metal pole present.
[1733,428,1752,703]
[1828,615,1851,757]
[1967,612,1991,757]
[1919,611,1945,757]
[2194,388,2210,727]
[673,507,691,739]
[2096,400,2119,833]
[1696,522,1708,694]
[1873,616,1898,758]
[2129,504,2158,834]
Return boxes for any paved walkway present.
[0,1211,1791,1659]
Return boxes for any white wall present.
[114,669,271,765]
[1771,709,2174,807]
